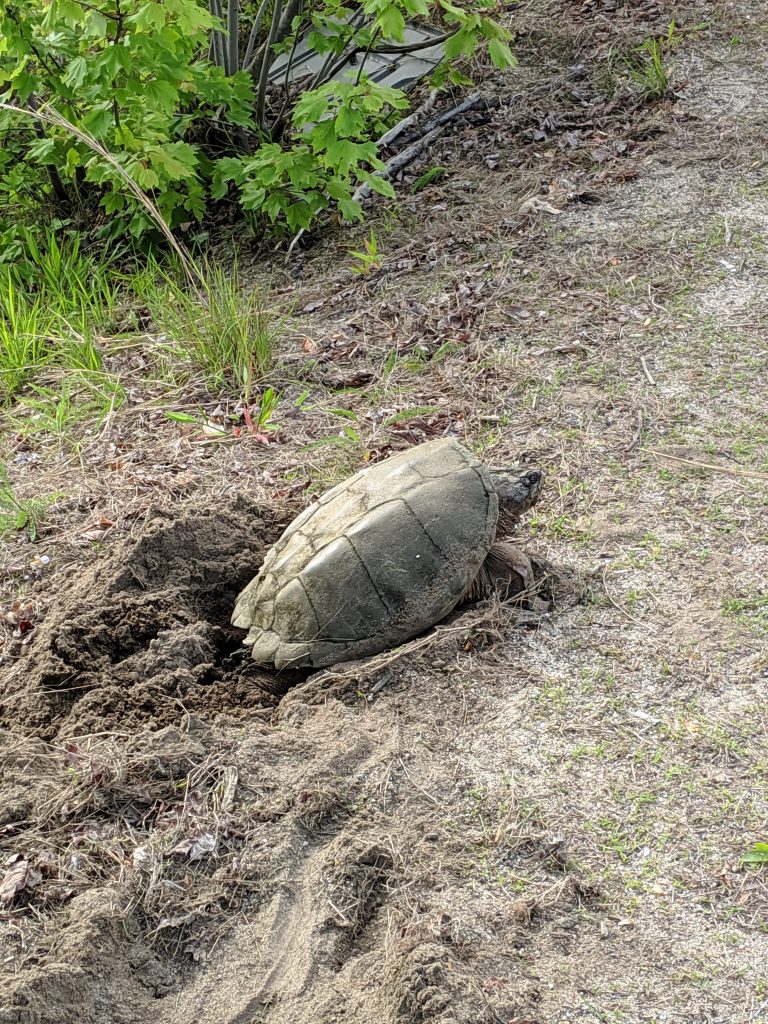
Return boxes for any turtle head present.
[489,467,544,534]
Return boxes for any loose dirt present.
[3,2,768,1023]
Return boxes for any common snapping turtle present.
[232,439,543,669]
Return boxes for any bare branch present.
[352,126,443,202]
[226,0,239,76]
[209,0,226,69]
[375,87,439,149]
[242,0,271,70]
[372,31,455,54]
[256,0,283,130]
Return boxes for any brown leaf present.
[324,371,375,389]
[0,855,42,902]
[170,833,216,862]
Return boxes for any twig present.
[639,448,768,481]
[640,355,656,386]
[398,758,441,806]
[602,570,658,634]
[327,897,350,923]
[625,409,643,453]
[285,227,306,260]
[352,126,443,202]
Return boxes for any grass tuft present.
[140,260,276,402]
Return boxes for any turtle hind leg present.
[464,541,535,603]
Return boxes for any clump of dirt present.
[0,497,299,739]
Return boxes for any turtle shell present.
[232,438,498,669]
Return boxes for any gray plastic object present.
[268,21,446,91]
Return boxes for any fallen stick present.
[640,355,656,385]
[352,126,444,202]
[376,87,440,149]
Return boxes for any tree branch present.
[352,126,443,202]
[256,0,283,129]
[372,31,454,54]
[226,0,239,76]
[209,0,226,69]
[242,0,271,70]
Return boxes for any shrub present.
[0,0,515,241]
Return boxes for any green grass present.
[139,260,276,402]
[0,463,62,541]
[0,281,49,398]
[623,22,681,101]
[6,229,119,322]
[0,233,123,404]
[723,594,768,636]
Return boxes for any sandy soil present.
[2,2,767,1023]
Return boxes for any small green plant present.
[626,36,671,100]
[0,464,62,541]
[742,842,768,866]
[20,375,124,441]
[255,386,280,431]
[723,594,768,636]
[142,261,275,401]
[349,230,383,276]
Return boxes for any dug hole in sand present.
[0,497,576,1024]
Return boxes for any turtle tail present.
[464,541,535,603]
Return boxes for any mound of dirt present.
[0,497,301,739]
[1,492,577,1024]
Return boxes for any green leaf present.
[337,196,364,222]
[129,2,167,31]
[98,44,131,82]
[85,11,109,37]
[358,171,395,197]
[335,105,364,138]
[133,164,160,190]
[444,27,476,61]
[488,38,517,69]
[377,5,405,41]
[403,0,429,14]
[149,142,198,181]
[293,91,332,125]
[165,411,201,423]
[144,79,179,114]
[82,105,113,139]
[62,56,89,89]
[742,842,768,864]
